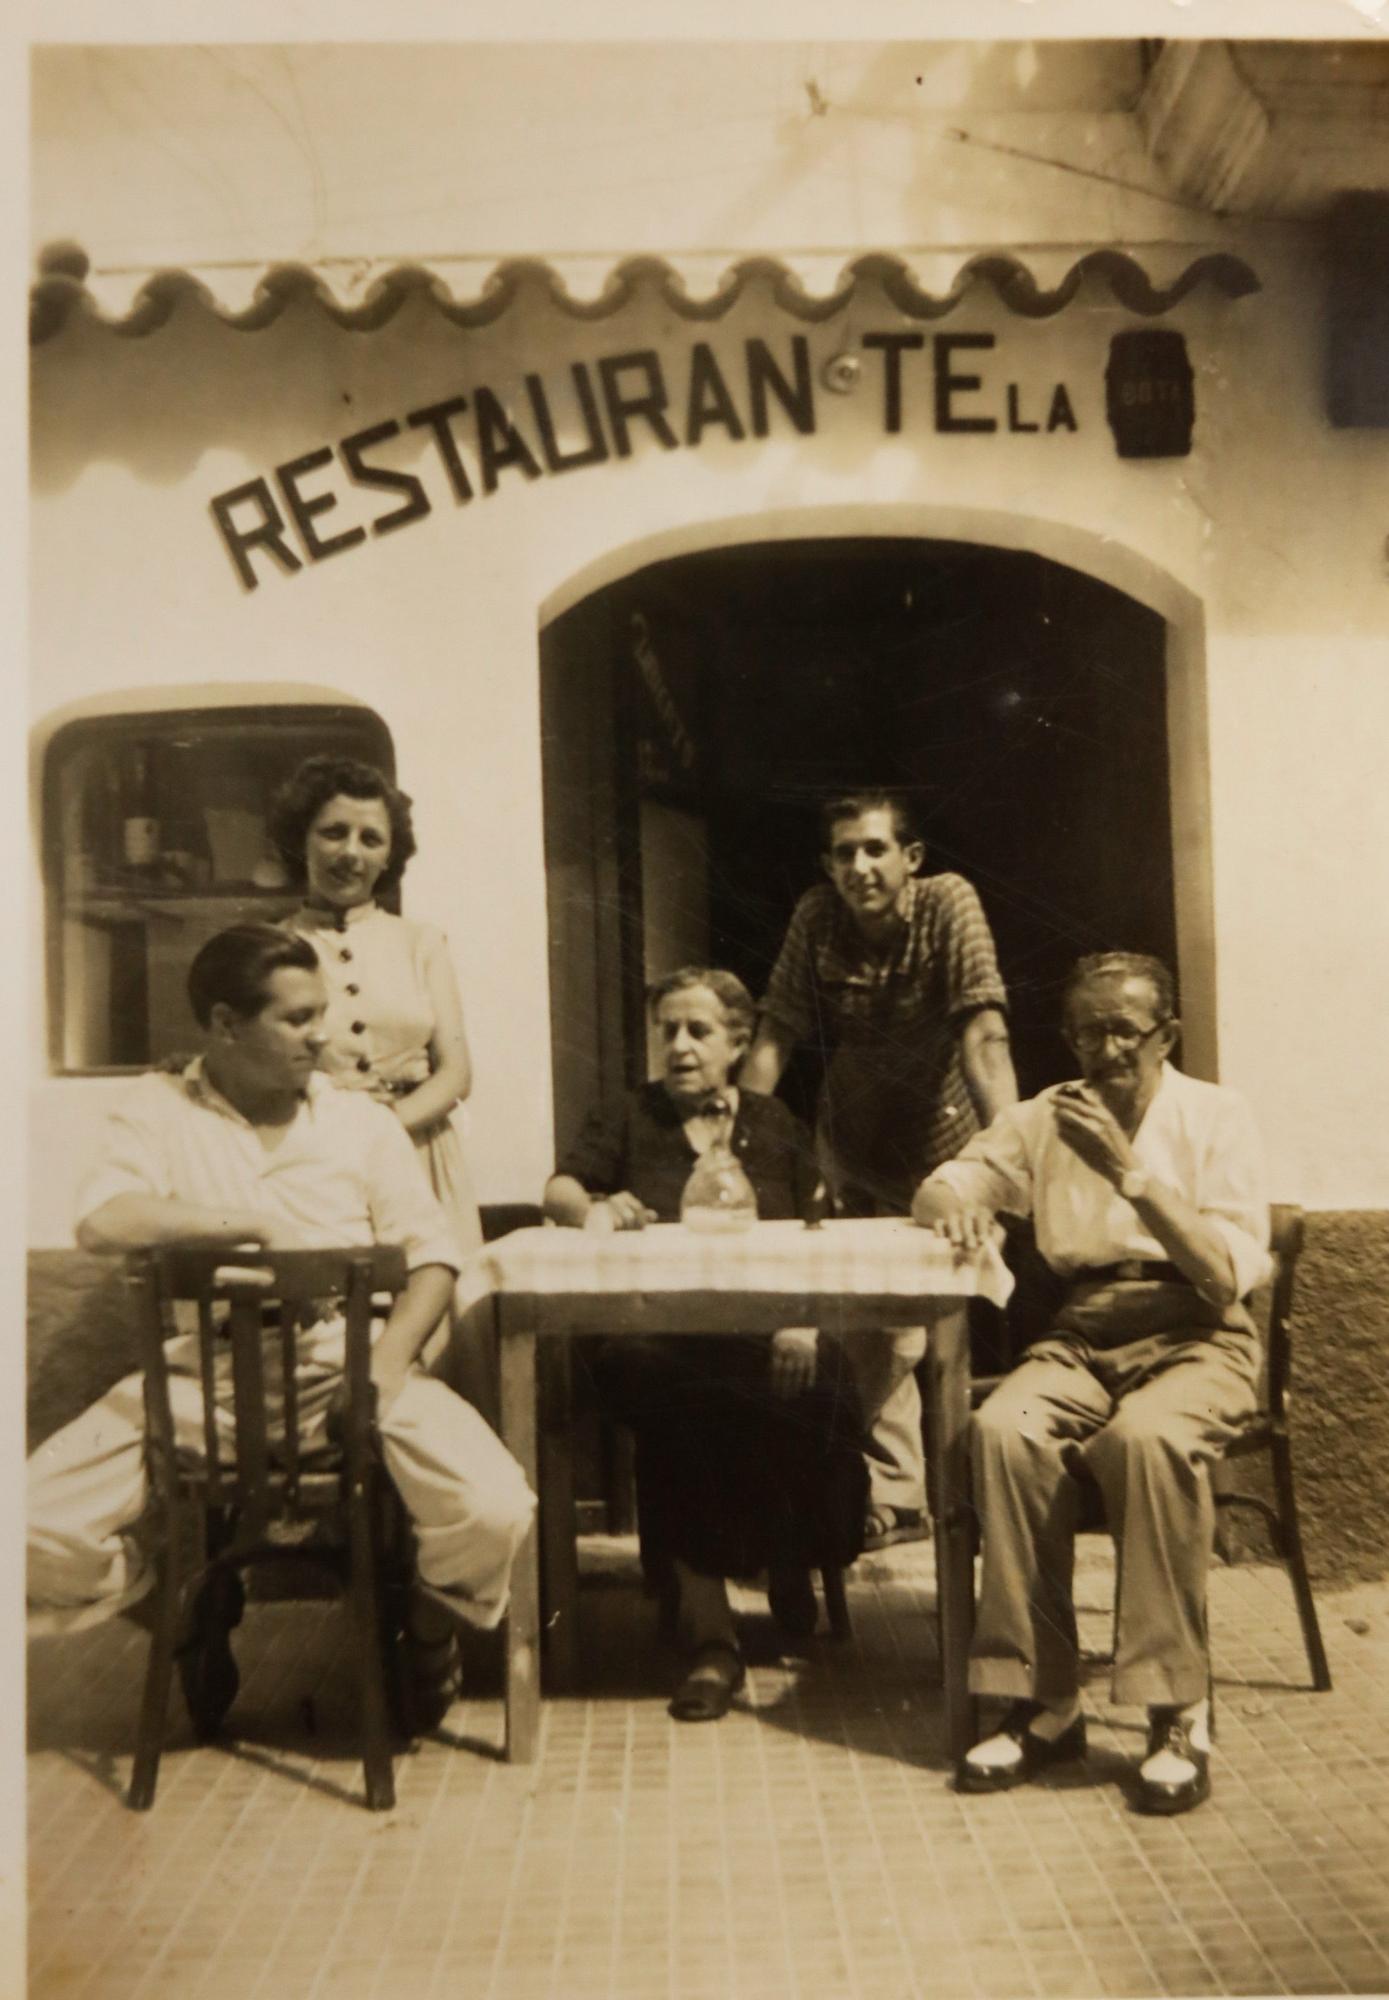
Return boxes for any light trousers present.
[969,1282,1261,1709]
[840,1326,928,1514]
[28,1319,536,1634]
[830,1174,928,1516]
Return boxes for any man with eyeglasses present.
[911,951,1270,1815]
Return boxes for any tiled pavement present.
[27,1541,1389,2000]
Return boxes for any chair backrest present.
[480,1202,546,1244]
[127,1245,409,1540]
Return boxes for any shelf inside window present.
[45,701,394,1073]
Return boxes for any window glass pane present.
[49,707,394,1072]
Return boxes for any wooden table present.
[471,1218,1013,1763]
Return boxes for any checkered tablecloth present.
[457,1217,1013,1310]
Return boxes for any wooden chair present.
[969,1203,1330,1692]
[1214,1204,1330,1689]
[125,1244,410,1812]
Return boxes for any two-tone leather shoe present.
[1135,1706,1211,1815]
[955,1700,1087,1794]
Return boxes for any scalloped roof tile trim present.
[29,250,1260,345]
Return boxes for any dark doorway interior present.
[541,536,1175,1151]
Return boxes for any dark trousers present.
[593,1335,866,1585]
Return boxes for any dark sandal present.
[862,1506,930,1553]
[668,1641,747,1723]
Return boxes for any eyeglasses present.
[1068,1019,1171,1055]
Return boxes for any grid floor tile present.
[27,1542,1389,1999]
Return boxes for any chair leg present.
[130,1497,215,1808]
[820,1564,852,1641]
[345,1473,397,1811]
[1200,1603,1217,1743]
[376,1493,413,1740]
[932,1514,979,1689]
[1268,1433,1332,1692]
[128,1560,185,1812]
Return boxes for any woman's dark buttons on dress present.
[346,983,360,996]
[339,949,353,963]
[356,1056,371,1073]
[351,1021,366,1036]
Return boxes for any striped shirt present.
[760,874,1008,1210]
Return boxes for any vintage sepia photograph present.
[22,17,1389,1998]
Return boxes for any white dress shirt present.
[76,1059,462,1275]
[928,1063,1271,1299]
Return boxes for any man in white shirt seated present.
[28,923,534,1723]
[911,951,1270,1815]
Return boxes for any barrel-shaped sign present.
[1105,330,1194,459]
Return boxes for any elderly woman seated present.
[544,967,866,1721]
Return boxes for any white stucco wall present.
[30,41,1191,309]
[28,227,1389,1236]
[27,39,1389,1239]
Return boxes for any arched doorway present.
[541,533,1189,1155]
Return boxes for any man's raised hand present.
[1052,1083,1135,1187]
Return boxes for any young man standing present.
[742,791,1017,1546]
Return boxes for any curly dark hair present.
[267,755,417,893]
[187,924,320,1027]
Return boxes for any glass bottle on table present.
[680,1138,758,1233]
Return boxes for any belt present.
[1070,1260,1189,1286]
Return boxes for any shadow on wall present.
[26,1211,1389,1590]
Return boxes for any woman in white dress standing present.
[270,755,492,1417]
